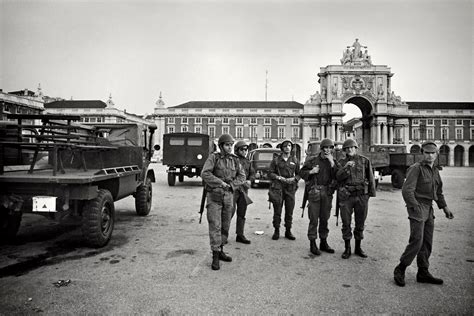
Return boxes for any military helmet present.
[280,139,294,151]
[320,138,335,148]
[342,138,358,149]
[234,140,248,152]
[218,133,235,145]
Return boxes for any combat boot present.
[272,228,280,240]
[236,235,251,244]
[393,263,406,287]
[320,239,335,254]
[219,246,232,262]
[310,239,321,255]
[354,240,367,258]
[211,251,220,270]
[285,229,296,240]
[341,240,351,259]
[417,268,443,285]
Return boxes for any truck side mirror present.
[154,144,161,151]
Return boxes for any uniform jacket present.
[237,155,256,191]
[402,161,447,209]
[269,153,301,191]
[201,152,246,191]
[300,153,339,188]
[336,154,376,197]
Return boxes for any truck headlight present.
[197,154,203,160]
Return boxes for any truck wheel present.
[168,173,176,186]
[178,174,184,182]
[81,189,115,248]
[0,209,22,243]
[391,169,405,189]
[135,177,152,216]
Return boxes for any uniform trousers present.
[340,194,369,240]
[207,190,234,251]
[272,189,295,230]
[307,190,333,240]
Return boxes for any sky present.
[1,0,472,121]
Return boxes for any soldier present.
[268,140,301,240]
[233,140,255,244]
[300,138,339,255]
[393,142,454,287]
[336,138,376,259]
[201,134,246,271]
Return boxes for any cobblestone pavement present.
[0,165,472,314]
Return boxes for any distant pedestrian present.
[300,138,339,255]
[394,142,454,287]
[268,140,300,241]
[336,138,376,259]
[233,140,255,244]
[201,134,246,271]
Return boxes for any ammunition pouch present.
[338,186,351,200]
[308,185,322,202]
[268,182,283,204]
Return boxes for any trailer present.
[0,114,159,247]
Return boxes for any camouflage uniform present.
[201,152,246,251]
[234,155,255,238]
[269,153,301,232]
[336,154,376,242]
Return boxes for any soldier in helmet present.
[201,134,246,270]
[336,138,376,259]
[300,138,339,255]
[393,142,454,287]
[268,139,301,240]
[233,140,255,244]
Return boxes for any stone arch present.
[262,143,272,148]
[343,96,374,117]
[439,144,450,155]
[410,145,421,153]
[248,143,258,152]
[469,145,474,167]
[454,145,464,166]
[343,96,374,152]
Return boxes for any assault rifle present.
[334,191,340,226]
[301,184,309,218]
[199,187,206,224]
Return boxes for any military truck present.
[162,132,214,186]
[248,148,281,187]
[0,114,159,247]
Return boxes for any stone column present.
[320,124,325,139]
[330,124,336,140]
[377,124,381,144]
[382,124,388,144]
[404,125,410,145]
[388,125,393,144]
[464,145,469,167]
[449,144,455,166]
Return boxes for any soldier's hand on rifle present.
[443,207,454,219]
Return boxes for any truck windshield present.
[188,138,203,146]
[169,138,185,145]
[257,152,276,160]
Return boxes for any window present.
[250,118,257,124]
[236,117,243,124]
[181,125,188,132]
[188,138,203,146]
[278,127,285,139]
[209,126,215,138]
[236,126,243,138]
[209,117,215,124]
[278,117,285,125]
[3,104,10,112]
[471,128,474,140]
[250,126,257,138]
[292,127,300,138]
[195,117,202,124]
[182,117,188,124]
[264,118,271,125]
[471,120,474,126]
[455,128,463,139]
[222,126,229,134]
[311,128,317,139]
[168,117,175,124]
[168,126,175,133]
[427,119,434,126]
[412,119,419,126]
[223,117,229,124]
[89,117,97,123]
[264,127,270,139]
[412,128,420,140]
[456,119,463,126]
[441,119,448,125]
[427,128,434,140]
[195,126,202,133]
[441,128,449,140]
[292,117,299,125]
[169,138,185,146]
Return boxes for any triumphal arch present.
[303,39,410,152]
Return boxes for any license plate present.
[32,196,57,212]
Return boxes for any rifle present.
[334,190,340,226]
[199,187,206,224]
[301,184,309,218]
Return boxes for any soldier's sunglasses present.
[239,147,249,151]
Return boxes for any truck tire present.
[0,209,22,243]
[135,177,152,216]
[168,173,176,186]
[391,169,405,189]
[178,174,184,182]
[81,189,115,248]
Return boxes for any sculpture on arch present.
[341,38,373,66]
